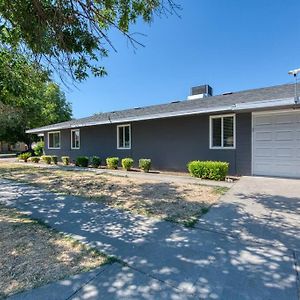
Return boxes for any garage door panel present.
[253,162,272,171]
[254,148,273,157]
[294,113,300,122]
[254,143,274,150]
[274,114,295,124]
[273,141,294,148]
[254,115,273,125]
[274,148,294,157]
[275,130,293,141]
[255,131,273,141]
[253,111,300,178]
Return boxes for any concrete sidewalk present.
[9,263,192,300]
[0,178,299,300]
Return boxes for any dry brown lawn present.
[0,205,108,299]
[0,162,228,226]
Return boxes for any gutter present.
[26,97,295,134]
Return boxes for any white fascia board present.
[234,97,295,110]
[26,97,295,134]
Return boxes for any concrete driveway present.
[197,176,300,251]
[0,176,299,300]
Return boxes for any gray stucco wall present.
[44,112,252,175]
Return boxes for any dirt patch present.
[0,205,108,299]
[0,162,227,226]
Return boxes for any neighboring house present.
[27,83,300,178]
[0,141,28,153]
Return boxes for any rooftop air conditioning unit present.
[187,84,213,100]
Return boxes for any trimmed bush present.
[76,156,89,167]
[187,161,229,181]
[29,156,40,163]
[122,158,134,171]
[33,141,44,156]
[91,156,101,168]
[139,159,151,173]
[106,157,119,169]
[18,152,31,162]
[61,156,70,166]
[51,155,58,165]
[41,155,52,164]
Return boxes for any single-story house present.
[0,141,28,153]
[27,83,300,178]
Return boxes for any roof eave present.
[26,97,295,134]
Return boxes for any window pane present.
[118,125,130,148]
[49,134,54,148]
[72,130,80,148]
[54,133,60,148]
[49,132,60,148]
[223,117,234,147]
[72,131,75,148]
[75,131,79,148]
[212,118,222,147]
[124,126,130,148]
[119,127,124,148]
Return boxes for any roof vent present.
[187,84,213,100]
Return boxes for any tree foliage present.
[0,101,23,143]
[0,48,72,144]
[41,83,72,125]
[0,0,179,81]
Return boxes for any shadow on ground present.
[0,178,299,300]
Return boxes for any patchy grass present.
[213,186,230,195]
[0,204,109,299]
[0,162,227,226]
[166,206,213,228]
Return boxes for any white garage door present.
[253,110,300,178]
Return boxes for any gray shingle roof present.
[27,83,296,133]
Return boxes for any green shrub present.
[139,159,151,173]
[29,156,40,163]
[187,161,229,181]
[41,155,52,164]
[122,158,134,171]
[61,156,70,166]
[76,156,89,167]
[18,152,31,162]
[33,141,44,156]
[106,157,119,169]
[51,155,58,164]
[91,156,101,168]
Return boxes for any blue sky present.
[64,0,300,118]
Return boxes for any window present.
[71,129,80,149]
[117,124,131,149]
[48,131,60,149]
[210,114,235,149]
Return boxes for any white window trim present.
[71,129,80,150]
[117,124,131,150]
[209,114,236,150]
[48,131,61,150]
